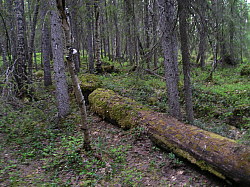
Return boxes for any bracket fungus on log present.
[89,88,250,185]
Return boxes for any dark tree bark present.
[7,0,17,63]
[113,0,121,59]
[14,0,28,98]
[178,0,194,124]
[86,0,94,74]
[50,0,70,118]
[27,0,40,80]
[195,0,207,68]
[124,0,134,65]
[0,38,8,70]
[41,0,52,86]
[152,0,158,68]
[158,0,181,119]
[0,9,12,64]
[229,0,236,63]
[144,0,151,68]
[94,0,102,73]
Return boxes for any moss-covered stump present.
[89,88,250,184]
[79,74,102,102]
[89,88,149,129]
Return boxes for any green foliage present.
[192,67,250,129]
[98,65,249,143]
[168,152,183,165]
[79,73,102,92]
[99,73,168,112]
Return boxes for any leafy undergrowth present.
[0,83,228,186]
[98,65,249,144]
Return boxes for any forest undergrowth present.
[99,62,250,145]
[0,59,249,186]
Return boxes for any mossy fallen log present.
[79,74,102,103]
[89,88,250,184]
[89,88,149,129]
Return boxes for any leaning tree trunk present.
[14,0,28,98]
[50,0,70,118]
[178,0,194,124]
[69,0,81,73]
[158,0,181,119]
[56,0,91,150]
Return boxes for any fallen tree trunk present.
[89,88,250,185]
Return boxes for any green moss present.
[79,74,102,93]
[34,70,44,78]
[151,133,226,180]
[89,88,150,129]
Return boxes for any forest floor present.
[1,64,249,186]
[0,91,228,186]
[0,115,228,187]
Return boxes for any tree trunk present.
[6,0,17,62]
[50,0,70,118]
[56,0,91,151]
[94,0,102,73]
[86,1,94,74]
[41,0,52,86]
[124,0,134,65]
[0,38,8,70]
[70,1,80,73]
[158,0,181,119]
[14,0,28,98]
[152,0,158,68]
[195,0,207,68]
[144,0,151,68]
[178,0,194,124]
[89,88,250,185]
[27,0,40,80]
[0,9,12,64]
[113,0,121,59]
